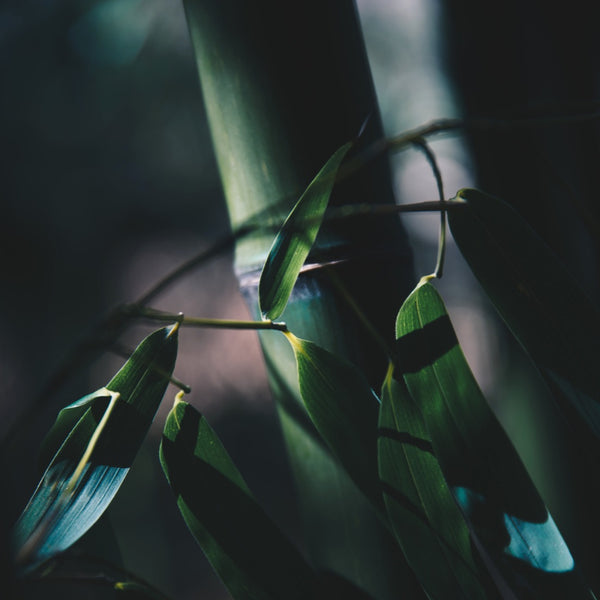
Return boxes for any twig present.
[323,268,393,361]
[7,105,600,443]
[129,305,288,332]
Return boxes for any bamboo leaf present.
[378,366,490,600]
[159,396,317,600]
[258,142,352,320]
[14,325,178,574]
[448,188,600,437]
[396,281,592,598]
[283,332,383,512]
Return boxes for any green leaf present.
[261,324,425,600]
[284,331,383,512]
[258,142,352,319]
[448,188,600,438]
[396,281,592,598]
[14,325,178,574]
[159,396,317,600]
[378,366,490,600]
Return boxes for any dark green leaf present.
[396,281,592,598]
[261,325,426,600]
[284,331,383,512]
[258,142,352,319]
[378,366,490,600]
[448,188,600,438]
[14,325,178,574]
[159,396,316,600]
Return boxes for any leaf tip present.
[167,320,181,338]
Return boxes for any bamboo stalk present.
[183,2,421,597]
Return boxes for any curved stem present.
[412,138,446,279]
[340,107,600,185]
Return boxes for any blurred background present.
[2,0,599,598]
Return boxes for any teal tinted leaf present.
[396,282,591,598]
[14,325,178,574]
[284,332,383,512]
[159,396,317,600]
[449,188,600,437]
[378,366,490,600]
[259,142,352,319]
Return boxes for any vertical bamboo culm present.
[183,2,419,597]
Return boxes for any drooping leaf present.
[396,281,592,598]
[378,365,491,600]
[284,331,383,512]
[258,142,352,320]
[261,322,426,600]
[448,188,600,438]
[14,325,178,574]
[159,396,317,600]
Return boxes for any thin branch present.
[323,268,393,361]
[1,225,256,445]
[341,107,600,183]
[130,305,288,332]
[135,225,253,307]
[386,108,600,152]
[7,105,600,443]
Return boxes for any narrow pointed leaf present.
[284,331,383,512]
[259,142,352,319]
[159,396,317,600]
[449,188,600,437]
[284,333,430,600]
[378,367,490,600]
[14,326,178,573]
[396,281,592,598]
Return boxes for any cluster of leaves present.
[10,144,600,600]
